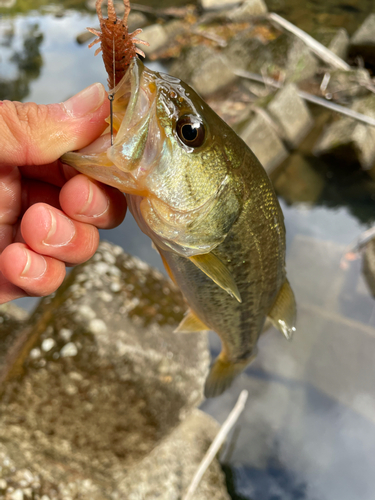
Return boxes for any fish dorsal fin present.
[174,310,209,333]
[189,253,242,303]
[268,279,296,340]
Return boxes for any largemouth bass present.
[62,3,296,397]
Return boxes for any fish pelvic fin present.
[204,350,256,398]
[268,279,297,341]
[174,310,209,334]
[189,253,242,303]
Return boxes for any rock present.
[227,0,268,22]
[0,242,222,500]
[240,111,288,174]
[170,45,237,96]
[285,38,318,83]
[164,19,187,39]
[267,83,313,148]
[170,45,217,83]
[127,12,148,33]
[273,154,324,204]
[349,13,375,68]
[323,68,371,102]
[225,30,318,85]
[76,30,95,45]
[363,237,375,297]
[0,303,29,386]
[200,0,240,11]
[313,27,349,60]
[138,24,169,56]
[0,0,16,7]
[328,28,349,60]
[191,54,237,97]
[117,409,231,499]
[224,30,289,76]
[313,95,375,170]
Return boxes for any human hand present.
[0,83,127,304]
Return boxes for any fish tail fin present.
[268,278,297,340]
[204,350,256,398]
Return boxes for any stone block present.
[285,38,319,83]
[138,24,169,56]
[170,45,216,83]
[323,68,371,101]
[267,83,313,147]
[200,0,240,11]
[227,0,268,22]
[240,112,288,174]
[273,154,324,204]
[0,242,223,500]
[191,54,237,97]
[225,31,318,85]
[118,409,231,499]
[328,28,349,59]
[314,95,375,170]
[349,13,375,67]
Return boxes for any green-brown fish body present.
[62,58,296,397]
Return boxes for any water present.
[1,1,375,499]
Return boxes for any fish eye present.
[176,114,205,148]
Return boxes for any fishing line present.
[108,36,116,146]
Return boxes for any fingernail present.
[79,179,109,218]
[43,210,75,247]
[21,250,47,279]
[62,83,105,118]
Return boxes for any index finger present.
[0,82,109,168]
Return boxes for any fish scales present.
[159,149,286,363]
[61,0,296,397]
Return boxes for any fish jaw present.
[61,58,161,195]
[62,57,244,257]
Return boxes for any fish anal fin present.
[204,349,256,398]
[189,253,242,303]
[268,279,297,341]
[174,310,209,334]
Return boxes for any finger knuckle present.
[0,101,50,165]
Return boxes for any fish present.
[61,0,296,398]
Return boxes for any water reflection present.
[0,21,43,101]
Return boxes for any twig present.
[268,13,350,71]
[298,90,375,127]
[182,390,248,500]
[233,69,375,128]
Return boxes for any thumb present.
[0,83,110,167]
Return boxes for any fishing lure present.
[87,0,148,89]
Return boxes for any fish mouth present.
[61,58,162,195]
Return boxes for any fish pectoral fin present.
[204,350,256,398]
[174,310,209,334]
[189,253,242,303]
[268,279,297,341]
[159,252,177,285]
